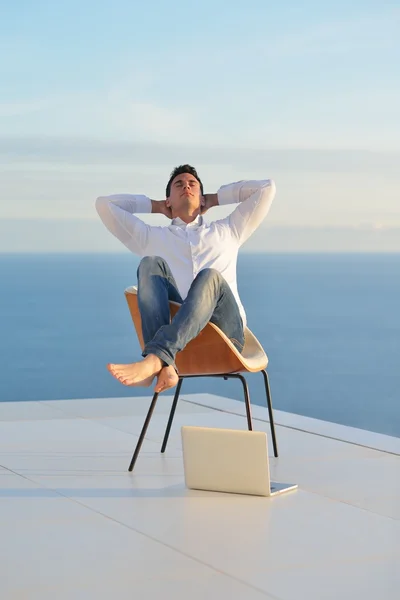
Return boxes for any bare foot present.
[154,365,179,393]
[107,354,163,387]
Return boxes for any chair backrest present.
[124,286,268,376]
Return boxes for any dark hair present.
[165,164,204,197]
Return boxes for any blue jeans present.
[137,256,244,370]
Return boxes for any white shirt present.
[95,179,276,327]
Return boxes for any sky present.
[1,0,399,252]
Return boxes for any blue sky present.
[1,0,399,251]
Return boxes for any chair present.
[124,286,279,472]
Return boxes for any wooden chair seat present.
[125,286,268,375]
[124,286,278,471]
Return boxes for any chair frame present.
[128,370,278,472]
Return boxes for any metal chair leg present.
[224,373,253,430]
[235,374,253,430]
[161,377,184,453]
[129,371,277,469]
[128,392,159,472]
[261,369,278,457]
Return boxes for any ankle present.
[146,353,163,370]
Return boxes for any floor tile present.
[0,416,164,474]
[42,395,212,419]
[1,393,398,600]
[269,453,400,519]
[0,416,157,452]
[193,394,400,455]
[358,492,400,520]
[26,471,400,595]
[0,400,71,421]
[255,555,400,600]
[0,474,274,600]
[96,410,249,448]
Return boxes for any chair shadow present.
[0,483,268,500]
[0,484,236,499]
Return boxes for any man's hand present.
[201,193,219,215]
[151,200,172,219]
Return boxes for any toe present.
[108,365,120,376]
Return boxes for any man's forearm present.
[151,200,161,213]
[151,199,172,219]
[204,193,219,210]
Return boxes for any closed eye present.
[174,179,198,187]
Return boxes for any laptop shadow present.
[0,484,278,499]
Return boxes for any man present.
[96,165,276,394]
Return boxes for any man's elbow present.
[264,178,276,191]
[95,196,109,212]
[262,179,276,199]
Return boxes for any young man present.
[96,165,276,393]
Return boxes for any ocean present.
[1,252,399,437]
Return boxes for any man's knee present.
[137,256,168,278]
[195,268,223,290]
[197,268,222,282]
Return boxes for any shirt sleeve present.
[216,179,276,245]
[95,194,152,255]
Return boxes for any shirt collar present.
[170,214,203,230]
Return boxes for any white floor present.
[0,393,399,600]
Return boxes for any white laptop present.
[181,426,298,497]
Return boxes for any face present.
[166,172,204,213]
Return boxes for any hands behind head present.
[201,194,218,215]
[158,200,173,219]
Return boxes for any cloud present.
[254,8,400,58]
[1,219,399,254]
[0,100,51,117]
[1,135,399,175]
[0,85,209,144]
[102,90,195,141]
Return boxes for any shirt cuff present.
[130,195,152,213]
